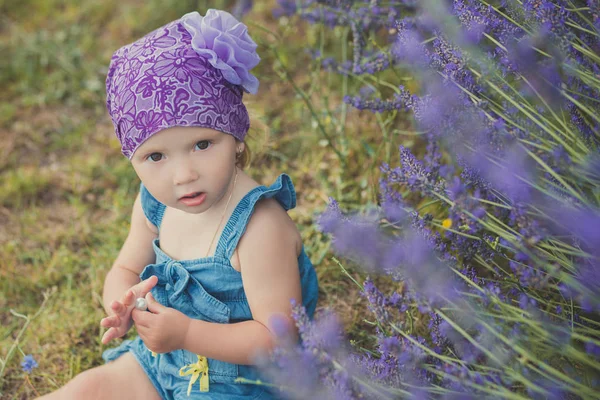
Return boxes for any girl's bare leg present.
[36,353,161,400]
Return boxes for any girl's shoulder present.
[241,195,303,260]
[239,173,302,257]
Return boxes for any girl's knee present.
[60,367,109,399]
[59,355,161,400]
[43,354,160,400]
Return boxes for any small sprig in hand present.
[100,276,158,345]
[131,292,191,354]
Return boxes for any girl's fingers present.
[102,328,115,344]
[102,328,119,344]
[101,315,121,328]
[145,275,158,289]
[115,276,158,313]
[122,290,134,307]
[111,301,122,313]
[101,316,114,328]
[102,324,126,344]
[138,275,158,295]
[111,301,130,318]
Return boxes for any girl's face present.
[131,126,241,215]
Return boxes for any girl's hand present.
[100,275,158,345]
[131,292,191,354]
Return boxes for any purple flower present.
[381,193,408,224]
[269,313,293,338]
[361,279,392,323]
[552,206,600,256]
[231,0,253,19]
[181,9,260,94]
[505,31,564,109]
[585,341,600,357]
[260,303,373,399]
[343,94,405,113]
[447,176,465,201]
[272,0,298,18]
[21,354,38,374]
[317,201,387,271]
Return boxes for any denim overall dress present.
[102,173,319,399]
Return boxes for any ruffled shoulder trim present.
[257,173,297,211]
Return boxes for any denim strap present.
[214,174,297,260]
[140,182,166,229]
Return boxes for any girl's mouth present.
[179,192,206,206]
[181,192,202,199]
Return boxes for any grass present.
[0,0,412,397]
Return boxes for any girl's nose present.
[173,159,199,185]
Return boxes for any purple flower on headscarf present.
[168,88,201,119]
[130,28,178,58]
[135,110,164,136]
[123,59,143,85]
[153,47,204,82]
[154,80,177,109]
[136,75,158,98]
[114,86,136,119]
[181,9,260,94]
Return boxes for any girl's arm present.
[102,192,158,316]
[182,199,302,365]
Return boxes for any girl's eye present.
[147,153,163,162]
[195,140,211,151]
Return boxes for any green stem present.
[522,145,586,204]
[416,198,441,212]
[435,309,504,366]
[476,319,599,397]
[426,367,532,400]
[269,46,346,166]
[332,257,363,290]
[340,26,349,158]
[0,289,53,381]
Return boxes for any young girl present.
[38,9,318,400]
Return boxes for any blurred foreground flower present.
[265,0,600,398]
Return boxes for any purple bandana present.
[106,10,260,159]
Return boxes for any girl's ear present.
[236,141,245,154]
[235,139,250,169]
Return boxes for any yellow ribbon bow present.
[179,355,209,395]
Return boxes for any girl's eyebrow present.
[137,132,219,158]
[193,130,220,139]
[139,146,163,156]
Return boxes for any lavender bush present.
[248,0,600,399]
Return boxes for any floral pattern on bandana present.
[106,10,257,159]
